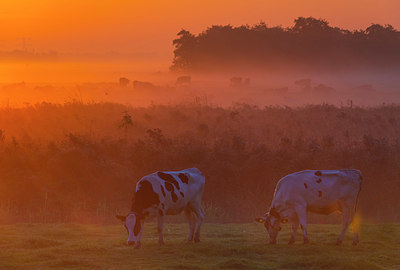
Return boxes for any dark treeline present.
[0,102,399,224]
[171,17,400,72]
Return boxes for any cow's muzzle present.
[264,221,281,231]
[272,225,282,231]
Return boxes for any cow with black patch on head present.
[116,168,205,248]
[255,169,362,245]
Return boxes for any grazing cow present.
[229,77,250,87]
[116,168,205,248]
[119,77,130,87]
[229,77,243,87]
[256,170,362,245]
[133,80,156,90]
[176,76,191,87]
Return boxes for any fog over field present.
[3,17,400,107]
[2,67,400,108]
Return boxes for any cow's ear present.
[116,215,126,222]
[255,217,265,223]
[281,218,288,224]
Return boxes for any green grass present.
[1,223,399,270]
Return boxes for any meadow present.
[1,223,399,269]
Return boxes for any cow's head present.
[116,213,144,248]
[255,208,288,244]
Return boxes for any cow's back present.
[135,168,204,214]
[273,170,362,210]
[163,168,205,203]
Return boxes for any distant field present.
[1,223,399,270]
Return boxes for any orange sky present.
[1,0,400,59]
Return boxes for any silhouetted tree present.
[171,30,197,71]
[170,17,400,72]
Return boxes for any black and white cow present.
[116,168,205,248]
[256,170,362,245]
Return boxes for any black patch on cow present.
[304,183,308,189]
[158,209,164,216]
[315,171,322,176]
[157,171,175,182]
[180,192,184,197]
[157,172,180,190]
[165,182,174,192]
[178,173,189,184]
[133,217,141,236]
[307,203,342,215]
[171,191,178,202]
[318,191,322,197]
[316,178,322,183]
[161,203,165,209]
[269,208,280,219]
[160,185,166,197]
[131,180,160,213]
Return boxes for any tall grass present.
[0,102,399,223]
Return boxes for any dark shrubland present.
[0,102,399,223]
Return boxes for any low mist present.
[2,67,400,108]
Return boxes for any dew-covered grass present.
[1,223,399,269]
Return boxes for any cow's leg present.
[191,201,205,243]
[295,205,309,244]
[157,215,165,245]
[351,211,359,245]
[288,221,299,244]
[337,203,352,245]
[184,207,196,242]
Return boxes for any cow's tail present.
[349,171,363,236]
[354,170,362,213]
[356,170,363,188]
[352,171,362,230]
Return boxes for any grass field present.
[1,223,400,270]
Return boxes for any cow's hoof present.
[134,243,141,249]
[158,241,164,246]
[288,239,295,245]
[269,240,277,245]
[303,238,309,244]
[336,239,342,245]
[352,241,359,246]
[194,237,200,243]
